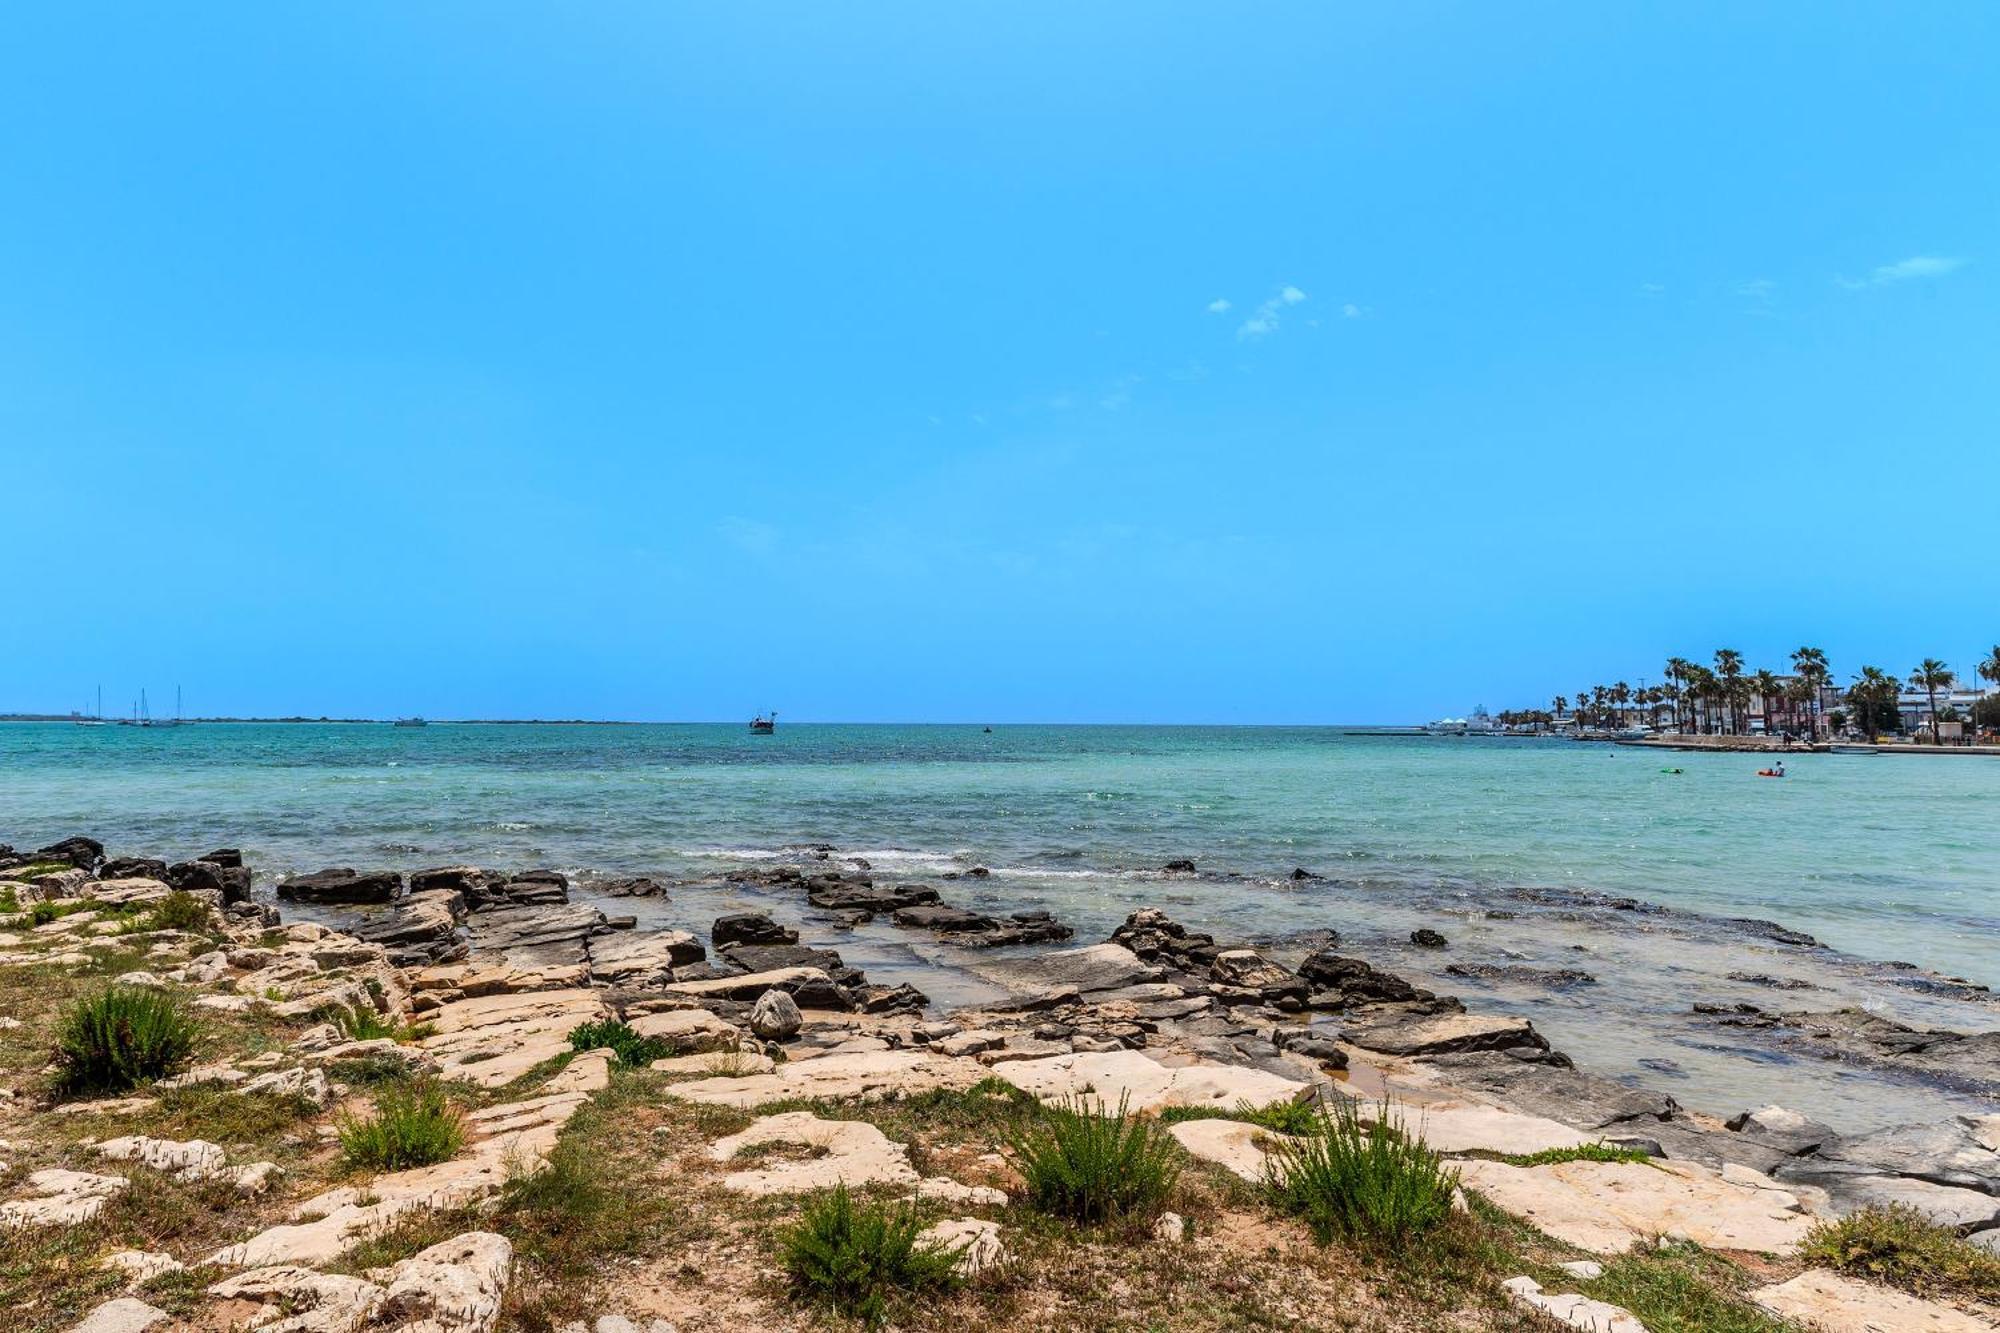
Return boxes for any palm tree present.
[1611,681,1632,728]
[1978,646,2000,694]
[1750,669,1781,736]
[1714,649,1744,734]
[1790,647,1829,738]
[1664,657,1694,732]
[1552,696,1568,727]
[1784,676,1816,741]
[1683,664,1717,734]
[1910,658,1953,744]
[1851,666,1897,742]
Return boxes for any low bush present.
[1263,1098,1459,1244]
[135,891,214,935]
[1499,1142,1655,1168]
[1007,1093,1180,1226]
[1800,1204,2000,1301]
[778,1183,960,1325]
[53,985,200,1095]
[566,1018,673,1068]
[337,1080,466,1170]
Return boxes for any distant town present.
[1474,646,2000,747]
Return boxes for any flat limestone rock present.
[208,1265,387,1332]
[663,1048,982,1109]
[1,1169,128,1229]
[1394,1099,1598,1157]
[1500,1277,1648,1333]
[1752,1269,1997,1332]
[995,1049,1308,1114]
[419,988,608,1088]
[585,929,702,987]
[1341,1011,1547,1058]
[978,942,1164,997]
[377,1230,513,1333]
[706,1112,1004,1205]
[1456,1158,1814,1255]
[662,965,848,1009]
[1772,1160,2000,1231]
[649,1050,777,1077]
[68,1297,172,1333]
[94,1135,228,1179]
[210,1093,587,1268]
[1168,1119,1275,1183]
[919,1217,1007,1277]
[627,1008,744,1053]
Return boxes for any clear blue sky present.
[4,5,1994,722]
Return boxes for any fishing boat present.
[749,712,777,735]
[394,717,428,728]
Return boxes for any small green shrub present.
[53,985,200,1095]
[26,899,93,927]
[1264,1098,1460,1244]
[1158,1097,1321,1136]
[338,1080,466,1170]
[1007,1093,1180,1226]
[333,1003,399,1040]
[778,1184,961,1325]
[136,891,214,934]
[567,1018,673,1068]
[1801,1204,2000,1300]
[1500,1142,1655,1168]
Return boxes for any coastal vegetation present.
[566,1017,677,1068]
[1801,1204,2000,1302]
[52,985,199,1096]
[336,1078,466,1170]
[779,1184,962,1326]
[1007,1093,1181,1227]
[1262,1098,1460,1244]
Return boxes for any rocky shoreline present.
[4,833,1999,1331]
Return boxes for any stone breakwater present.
[3,833,1999,1331]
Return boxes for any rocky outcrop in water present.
[1693,1003,2000,1096]
[277,868,404,905]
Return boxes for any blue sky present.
[3,4,1995,722]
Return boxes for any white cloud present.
[1735,278,1777,300]
[1841,254,1967,288]
[1342,302,1363,318]
[1206,298,1231,314]
[1237,284,1308,339]
[1639,282,1665,296]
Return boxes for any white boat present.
[1829,744,1878,755]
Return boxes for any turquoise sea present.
[4,722,1995,1127]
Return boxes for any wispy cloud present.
[1639,282,1666,297]
[1342,302,1364,319]
[1205,298,1232,314]
[1237,284,1307,339]
[1839,254,1967,289]
[1735,277,1777,300]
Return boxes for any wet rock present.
[982,942,1164,997]
[1290,867,1315,880]
[1341,1009,1550,1058]
[277,867,404,905]
[1272,1030,1348,1069]
[1693,1004,2000,1096]
[486,870,570,909]
[411,866,507,897]
[594,876,670,898]
[750,989,803,1040]
[1410,928,1448,948]
[719,943,862,988]
[853,982,928,1014]
[1209,949,1302,997]
[1160,859,1197,874]
[1446,962,1597,989]
[711,912,797,948]
[806,881,938,917]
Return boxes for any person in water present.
[1774,761,1786,777]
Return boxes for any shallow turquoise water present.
[4,722,1995,1126]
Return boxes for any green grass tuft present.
[1499,1142,1656,1167]
[53,985,200,1096]
[132,891,215,935]
[1800,1204,2000,1302]
[1157,1097,1322,1136]
[1263,1098,1459,1245]
[778,1183,961,1326]
[337,1080,466,1170]
[1007,1092,1180,1227]
[567,1018,675,1068]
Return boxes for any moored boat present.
[749,712,777,734]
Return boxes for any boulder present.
[465,903,611,958]
[593,876,670,898]
[276,868,403,905]
[719,943,862,987]
[1410,928,1448,948]
[750,989,804,1040]
[1110,907,1221,972]
[1297,951,1447,1009]
[919,1217,1006,1277]
[33,836,103,870]
[100,857,168,882]
[711,912,797,948]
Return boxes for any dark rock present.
[1421,1050,1677,1130]
[1410,928,1448,948]
[1274,1030,1348,1069]
[465,902,611,957]
[964,866,991,878]
[410,866,507,897]
[893,904,996,933]
[1110,907,1222,972]
[1340,1007,1550,1058]
[672,959,748,983]
[1810,1117,2000,1196]
[595,876,671,898]
[712,912,798,947]
[201,848,245,869]
[1160,859,1197,874]
[33,836,103,870]
[101,856,169,881]
[721,943,865,988]
[1297,950,1450,1010]
[1772,1159,2000,1230]
[352,891,471,967]
[1726,917,1821,948]
[1290,867,1314,880]
[277,868,404,905]
[1445,963,1597,990]
[854,982,929,1014]
[807,881,939,917]
[166,859,224,896]
[1726,972,1820,991]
